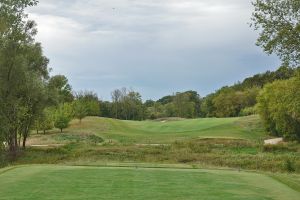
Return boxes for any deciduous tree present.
[251,0,300,66]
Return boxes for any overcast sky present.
[28,0,280,100]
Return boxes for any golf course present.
[0,116,298,200]
[1,0,300,199]
[0,165,299,200]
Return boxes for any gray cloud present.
[28,0,279,100]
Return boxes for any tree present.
[147,102,165,119]
[48,75,74,103]
[34,108,54,134]
[54,104,73,133]
[208,86,260,118]
[251,0,300,66]
[173,92,196,118]
[120,91,140,120]
[0,0,50,153]
[201,94,216,117]
[157,95,173,105]
[73,100,88,123]
[257,75,300,140]
[75,91,100,116]
[99,101,113,118]
[111,89,122,119]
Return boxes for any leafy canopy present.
[251,0,300,67]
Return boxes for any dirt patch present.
[264,138,283,145]
[135,144,170,147]
[30,144,64,148]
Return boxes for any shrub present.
[257,76,300,140]
[240,106,257,116]
[283,159,296,173]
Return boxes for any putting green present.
[0,165,299,200]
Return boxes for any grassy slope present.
[33,115,265,145]
[0,165,299,200]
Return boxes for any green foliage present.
[209,87,260,118]
[109,88,146,120]
[172,92,196,118]
[75,91,100,116]
[0,0,50,151]
[54,104,73,132]
[240,106,257,117]
[251,0,300,66]
[54,133,103,144]
[239,66,298,89]
[200,67,299,118]
[100,67,299,120]
[283,159,296,173]
[146,102,165,119]
[99,101,112,118]
[145,91,201,119]
[48,75,73,104]
[157,95,173,105]
[72,100,88,123]
[257,76,300,140]
[34,108,54,134]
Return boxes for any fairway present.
[0,165,299,200]
[35,115,265,145]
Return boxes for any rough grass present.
[14,138,300,173]
[0,165,299,200]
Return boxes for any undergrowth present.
[7,138,300,173]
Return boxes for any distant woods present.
[100,89,202,120]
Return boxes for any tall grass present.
[11,138,300,173]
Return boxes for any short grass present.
[0,165,299,200]
[29,115,266,145]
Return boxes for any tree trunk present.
[60,128,63,133]
[14,128,18,150]
[18,132,21,147]
[22,136,27,149]
[8,133,17,158]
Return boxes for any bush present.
[283,159,296,173]
[240,106,257,116]
[54,134,104,144]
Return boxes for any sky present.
[27,0,280,101]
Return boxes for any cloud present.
[27,0,280,100]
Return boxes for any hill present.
[28,115,266,146]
